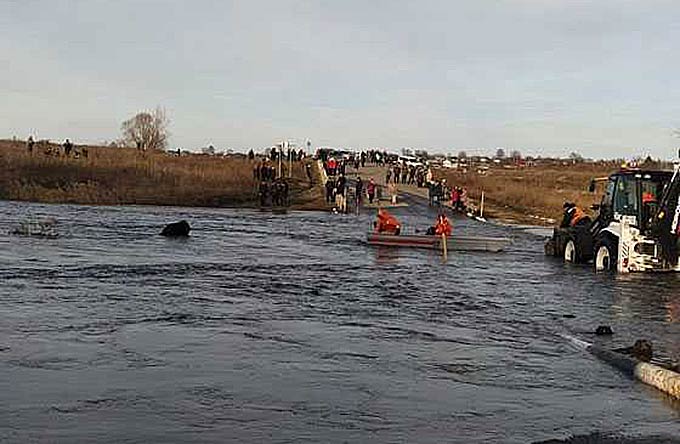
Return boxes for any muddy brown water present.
[1,196,679,443]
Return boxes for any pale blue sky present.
[2,0,680,158]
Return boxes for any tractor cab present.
[593,169,672,235]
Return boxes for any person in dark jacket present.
[325,178,335,204]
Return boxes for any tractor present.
[545,165,680,272]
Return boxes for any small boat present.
[366,233,510,252]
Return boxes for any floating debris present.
[10,218,60,238]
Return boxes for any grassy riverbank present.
[436,160,670,225]
[0,139,325,209]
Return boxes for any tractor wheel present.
[564,239,579,263]
[594,237,618,272]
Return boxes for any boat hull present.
[366,233,510,252]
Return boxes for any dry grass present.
[437,161,670,224]
[0,139,322,208]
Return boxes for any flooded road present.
[1,198,679,443]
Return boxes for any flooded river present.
[1,198,679,443]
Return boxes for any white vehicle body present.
[595,214,680,272]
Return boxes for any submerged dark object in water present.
[11,218,59,238]
[595,325,613,336]
[614,339,653,362]
[161,220,191,237]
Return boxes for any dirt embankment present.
[436,161,669,225]
[0,139,325,209]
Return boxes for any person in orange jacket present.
[374,208,401,235]
[560,202,590,228]
[434,213,452,236]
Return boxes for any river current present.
[1,198,679,443]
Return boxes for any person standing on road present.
[305,163,313,186]
[325,178,335,204]
[388,181,397,205]
[355,176,364,214]
[335,174,347,213]
[451,187,460,210]
[63,139,73,157]
[367,178,376,204]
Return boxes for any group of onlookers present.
[428,179,468,211]
[253,161,277,181]
[253,154,294,208]
[24,136,88,159]
[325,175,379,214]
[323,157,346,177]
[258,179,289,207]
[385,163,430,188]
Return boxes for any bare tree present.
[569,151,584,162]
[495,148,505,159]
[121,107,169,151]
[510,150,522,161]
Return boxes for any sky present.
[2,0,680,158]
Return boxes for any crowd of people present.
[427,179,469,212]
[258,179,289,207]
[253,156,296,208]
[325,174,382,214]
[24,136,88,159]
[320,150,475,218]
[319,149,397,177]
[384,163,430,188]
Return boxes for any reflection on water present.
[0,200,678,444]
[373,246,401,265]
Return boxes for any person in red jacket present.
[434,213,452,236]
[374,208,401,235]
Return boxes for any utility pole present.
[288,140,294,178]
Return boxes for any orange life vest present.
[376,209,401,234]
[570,207,587,227]
[435,216,452,236]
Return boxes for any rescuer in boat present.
[374,208,401,235]
[426,213,452,236]
[560,202,591,228]
[435,213,452,236]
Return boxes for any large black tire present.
[594,236,618,272]
[563,237,585,264]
